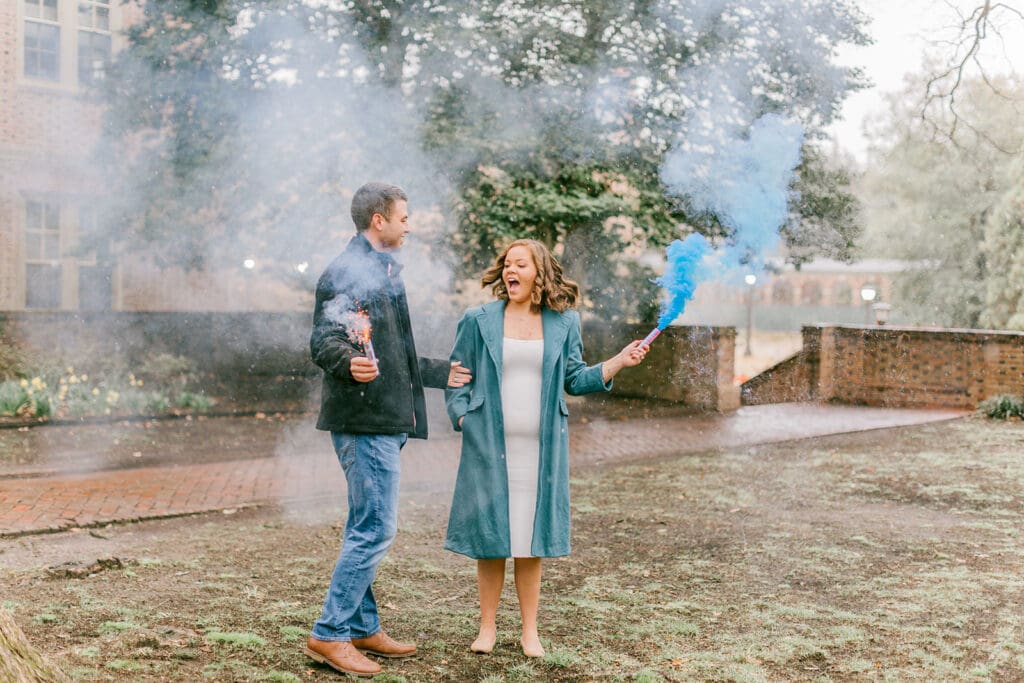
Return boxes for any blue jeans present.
[311,432,406,641]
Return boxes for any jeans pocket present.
[333,434,357,472]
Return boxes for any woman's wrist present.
[602,356,623,382]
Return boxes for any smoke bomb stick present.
[641,328,661,347]
[364,339,378,367]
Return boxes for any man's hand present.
[351,356,380,383]
[448,361,473,388]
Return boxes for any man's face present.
[375,199,409,251]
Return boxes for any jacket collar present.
[347,232,403,278]
[476,300,571,379]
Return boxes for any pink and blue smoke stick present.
[641,328,662,348]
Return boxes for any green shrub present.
[145,392,172,414]
[139,353,197,386]
[176,391,214,412]
[0,378,52,417]
[31,392,51,417]
[0,380,28,416]
[0,337,26,381]
[977,394,1024,420]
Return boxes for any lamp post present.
[859,284,877,324]
[744,273,757,356]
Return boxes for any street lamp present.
[859,284,877,324]
[744,273,757,356]
[872,302,891,325]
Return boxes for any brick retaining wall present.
[742,325,1024,409]
[0,311,316,376]
[1,313,740,413]
[583,322,739,412]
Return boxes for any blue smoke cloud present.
[655,234,714,330]
[653,113,805,329]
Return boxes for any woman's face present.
[503,245,538,305]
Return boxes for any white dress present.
[501,337,544,558]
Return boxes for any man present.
[304,182,468,677]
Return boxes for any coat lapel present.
[542,308,571,384]
[477,300,506,377]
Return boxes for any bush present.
[0,381,28,416]
[0,379,51,418]
[977,394,1024,420]
[145,392,172,414]
[0,360,224,421]
[139,353,197,386]
[175,391,214,412]
[0,337,27,381]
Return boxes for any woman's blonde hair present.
[481,239,579,312]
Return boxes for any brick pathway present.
[0,404,966,537]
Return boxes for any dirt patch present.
[2,416,1024,681]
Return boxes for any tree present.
[979,157,1024,330]
[921,1,1024,154]
[0,606,70,683]
[859,76,1024,328]
[99,0,870,317]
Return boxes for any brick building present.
[0,1,307,313]
[678,257,906,331]
[0,0,127,311]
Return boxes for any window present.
[771,280,794,305]
[77,207,112,310]
[801,281,823,305]
[78,31,111,84]
[833,280,852,306]
[24,0,61,82]
[78,0,109,29]
[25,0,58,19]
[24,200,63,308]
[22,0,116,86]
[77,0,112,84]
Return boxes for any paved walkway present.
[0,404,966,537]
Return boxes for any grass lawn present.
[3,416,1024,681]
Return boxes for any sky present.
[827,0,1024,161]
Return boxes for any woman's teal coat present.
[445,300,611,559]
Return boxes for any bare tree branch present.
[920,0,1024,155]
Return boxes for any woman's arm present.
[563,313,611,395]
[564,313,647,394]
[600,340,646,383]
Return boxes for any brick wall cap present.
[803,324,1024,341]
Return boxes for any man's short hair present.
[351,182,408,232]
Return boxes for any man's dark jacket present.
[311,233,448,438]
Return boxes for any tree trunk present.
[0,607,70,683]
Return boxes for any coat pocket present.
[467,393,486,412]
[558,398,569,416]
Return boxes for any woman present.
[445,238,646,658]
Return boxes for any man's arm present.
[310,272,366,382]
[418,357,453,390]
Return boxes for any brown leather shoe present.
[303,637,382,677]
[351,630,417,658]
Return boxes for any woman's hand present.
[601,340,648,382]
[620,340,648,368]
[448,361,473,388]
